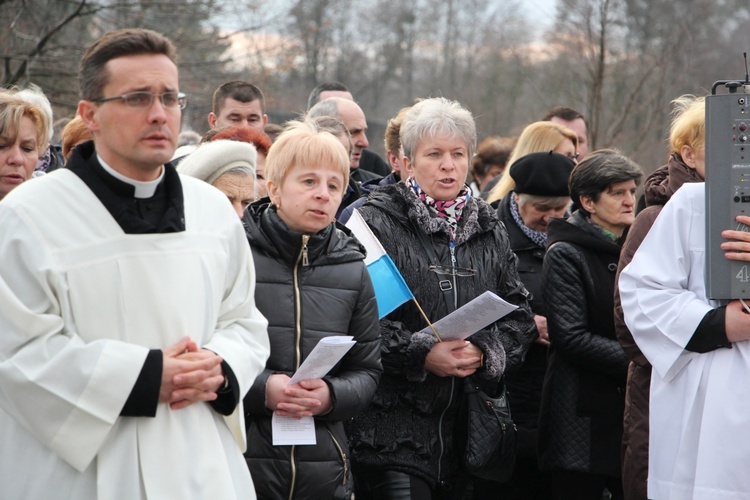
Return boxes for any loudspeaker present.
[706,84,750,299]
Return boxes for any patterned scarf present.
[509,194,547,248]
[585,215,620,242]
[407,176,469,240]
[35,147,51,173]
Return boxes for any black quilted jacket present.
[538,211,628,477]
[496,193,550,459]
[346,183,535,488]
[242,201,382,500]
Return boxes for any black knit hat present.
[509,151,575,196]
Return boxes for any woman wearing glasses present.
[538,150,642,500]
[347,97,535,499]
[486,121,579,205]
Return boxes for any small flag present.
[346,209,415,318]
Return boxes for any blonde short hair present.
[669,95,705,156]
[0,90,51,156]
[487,121,578,203]
[265,119,350,191]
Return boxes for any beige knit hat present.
[176,139,257,185]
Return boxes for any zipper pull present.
[450,240,457,268]
[301,235,310,266]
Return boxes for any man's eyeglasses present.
[92,91,187,109]
[429,265,477,278]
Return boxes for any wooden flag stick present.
[412,298,442,342]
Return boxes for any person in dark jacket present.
[476,152,574,500]
[337,105,410,224]
[613,95,705,500]
[539,149,642,500]
[242,120,382,500]
[346,97,536,499]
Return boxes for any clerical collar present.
[97,154,165,199]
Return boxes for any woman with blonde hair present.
[242,119,381,500]
[0,89,50,200]
[486,121,578,204]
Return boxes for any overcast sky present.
[520,0,558,36]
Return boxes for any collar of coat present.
[244,199,366,266]
[66,140,185,234]
[363,182,497,246]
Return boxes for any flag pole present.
[412,298,442,342]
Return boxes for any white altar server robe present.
[0,170,270,499]
[620,182,750,500]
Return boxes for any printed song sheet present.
[418,291,517,340]
[288,336,355,385]
[273,336,356,446]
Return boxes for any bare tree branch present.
[6,0,99,85]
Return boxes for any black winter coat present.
[496,193,549,459]
[242,201,382,500]
[538,211,628,478]
[346,183,535,488]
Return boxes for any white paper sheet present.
[273,336,356,446]
[418,291,518,340]
[288,336,356,385]
[272,414,317,446]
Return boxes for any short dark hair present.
[569,149,643,214]
[212,81,265,115]
[307,81,349,110]
[79,28,176,101]
[542,106,586,124]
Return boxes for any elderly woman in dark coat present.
[242,120,382,500]
[538,150,642,500]
[478,152,574,500]
[346,97,536,499]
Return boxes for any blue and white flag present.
[346,209,414,318]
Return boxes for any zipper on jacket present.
[449,242,458,310]
[288,445,297,500]
[288,234,309,500]
[327,429,348,486]
[293,235,309,371]
[436,376,456,483]
[301,237,310,267]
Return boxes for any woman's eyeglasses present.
[429,265,477,277]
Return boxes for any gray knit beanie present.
[177,139,257,185]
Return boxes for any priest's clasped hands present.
[159,337,226,410]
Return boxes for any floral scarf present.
[406,176,470,241]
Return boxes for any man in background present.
[543,106,589,159]
[308,96,382,183]
[208,80,268,131]
[307,81,391,177]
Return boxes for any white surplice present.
[620,182,750,500]
[0,169,270,499]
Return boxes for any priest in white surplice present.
[0,29,270,499]
[620,182,750,500]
